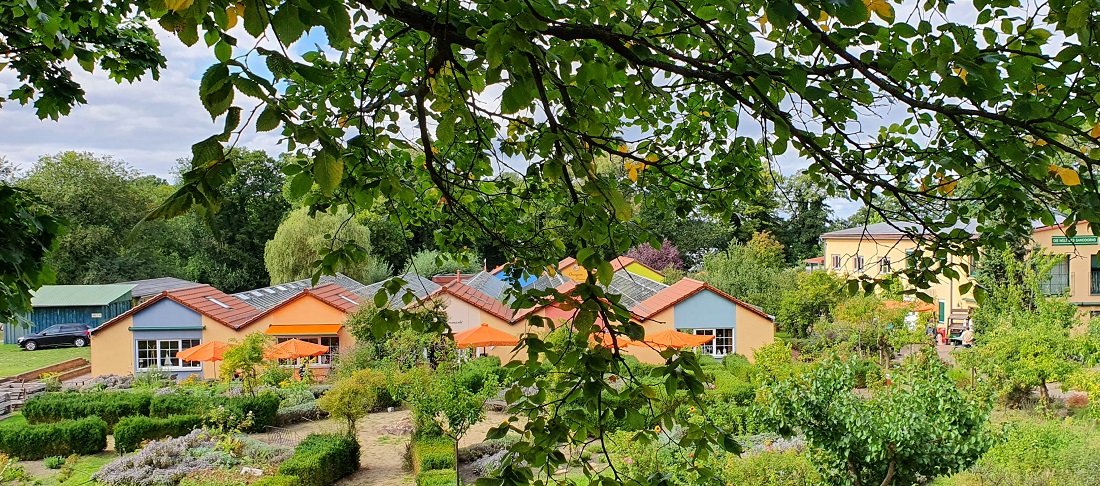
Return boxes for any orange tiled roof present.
[435,281,515,321]
[631,278,772,321]
[307,283,361,312]
[93,284,261,334]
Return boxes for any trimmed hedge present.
[412,437,456,474]
[114,414,203,453]
[151,392,280,432]
[276,402,327,426]
[415,469,457,486]
[0,417,108,460]
[277,434,360,486]
[252,475,300,486]
[22,391,152,431]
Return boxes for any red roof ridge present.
[93,284,263,334]
[631,278,772,321]
[431,280,515,321]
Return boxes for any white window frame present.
[831,254,842,270]
[274,336,340,367]
[879,257,891,274]
[692,328,734,357]
[136,339,202,371]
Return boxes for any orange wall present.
[90,315,134,377]
[440,295,521,362]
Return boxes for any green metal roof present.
[31,284,136,307]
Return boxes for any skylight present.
[339,295,357,305]
[206,297,231,309]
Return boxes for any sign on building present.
[1052,236,1099,246]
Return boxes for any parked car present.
[17,324,91,351]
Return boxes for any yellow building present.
[821,220,1100,323]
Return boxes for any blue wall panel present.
[4,301,131,344]
[672,290,738,330]
[132,300,201,329]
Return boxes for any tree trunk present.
[1039,380,1050,406]
[454,437,461,485]
[848,459,863,486]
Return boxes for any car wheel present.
[24,340,37,351]
[73,337,87,347]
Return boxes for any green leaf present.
[312,150,344,196]
[241,0,268,37]
[597,261,613,286]
[1067,2,1091,29]
[288,172,313,200]
[190,135,223,168]
[256,105,280,132]
[214,41,231,62]
[835,0,870,26]
[437,114,455,145]
[765,0,797,29]
[271,4,305,45]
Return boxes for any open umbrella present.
[643,329,714,349]
[176,341,229,362]
[264,338,331,360]
[591,331,636,349]
[453,323,520,349]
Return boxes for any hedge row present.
[22,391,152,431]
[0,417,108,460]
[415,469,458,486]
[277,434,360,486]
[412,437,455,475]
[114,414,203,453]
[150,392,280,432]
[252,475,301,486]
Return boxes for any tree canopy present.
[7,0,1100,480]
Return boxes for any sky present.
[0,23,877,217]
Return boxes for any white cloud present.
[0,27,285,179]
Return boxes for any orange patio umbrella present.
[591,331,636,349]
[643,329,714,349]
[176,341,230,362]
[453,323,520,349]
[264,338,331,360]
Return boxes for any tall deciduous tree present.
[0,185,63,325]
[263,207,390,285]
[18,152,184,284]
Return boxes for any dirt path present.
[254,409,511,485]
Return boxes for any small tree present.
[762,350,996,486]
[624,239,684,272]
[220,333,271,396]
[319,368,386,435]
[411,369,498,484]
[775,270,844,338]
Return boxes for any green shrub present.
[413,437,456,473]
[113,415,203,453]
[252,475,300,486]
[230,393,280,432]
[711,374,756,406]
[415,469,457,486]
[43,455,65,469]
[277,434,360,486]
[453,357,507,395]
[716,449,820,485]
[276,401,327,426]
[0,417,108,460]
[22,391,152,430]
[149,391,211,417]
[151,391,280,432]
[260,366,293,387]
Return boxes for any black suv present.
[17,324,91,351]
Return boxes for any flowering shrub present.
[93,430,225,486]
[277,387,315,407]
[114,415,203,453]
[276,402,327,426]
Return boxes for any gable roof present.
[243,283,361,324]
[631,278,773,321]
[432,281,515,321]
[117,277,201,299]
[357,273,442,309]
[610,256,665,278]
[31,284,136,307]
[93,285,261,334]
[231,273,366,310]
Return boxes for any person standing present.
[960,326,975,348]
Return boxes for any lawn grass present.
[0,412,26,428]
[0,344,90,377]
[28,452,115,486]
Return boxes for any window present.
[831,255,842,270]
[1040,255,1070,296]
[694,329,714,356]
[969,254,979,277]
[693,329,733,357]
[879,257,891,274]
[906,250,916,268]
[713,328,734,356]
[137,339,201,370]
[275,336,341,366]
[854,255,865,272]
